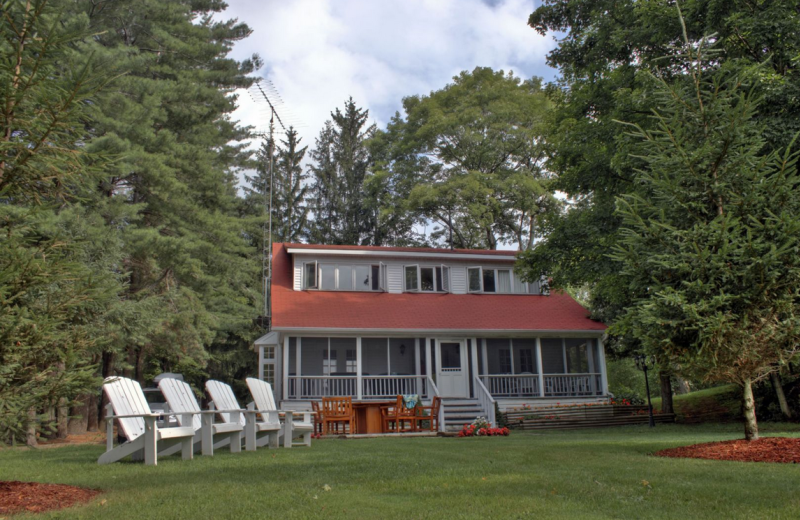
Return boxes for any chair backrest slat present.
[158,378,202,431]
[321,396,352,415]
[246,377,279,422]
[103,377,151,441]
[206,380,244,426]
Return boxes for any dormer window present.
[304,262,384,291]
[468,267,513,293]
[404,265,449,292]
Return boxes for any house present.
[254,243,608,430]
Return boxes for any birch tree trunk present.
[742,378,759,441]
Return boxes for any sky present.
[221,0,560,152]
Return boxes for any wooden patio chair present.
[321,396,354,435]
[380,395,416,433]
[413,396,441,432]
[206,379,281,450]
[98,376,195,465]
[311,401,324,435]
[246,377,313,447]
[158,377,243,457]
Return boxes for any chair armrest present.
[108,412,163,419]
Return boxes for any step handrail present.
[473,375,496,427]
[426,376,443,432]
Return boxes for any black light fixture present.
[633,354,656,428]
[399,343,406,356]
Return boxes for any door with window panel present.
[435,339,469,397]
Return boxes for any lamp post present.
[634,354,656,428]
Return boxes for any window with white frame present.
[304,263,383,292]
[346,349,357,373]
[404,265,449,292]
[468,267,513,293]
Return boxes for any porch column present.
[296,337,302,399]
[587,339,597,395]
[282,336,290,401]
[481,339,488,377]
[598,336,609,395]
[414,338,421,395]
[535,338,545,397]
[470,337,479,398]
[425,338,432,385]
[258,346,264,380]
[356,337,363,400]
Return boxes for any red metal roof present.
[271,243,606,333]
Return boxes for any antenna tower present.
[249,79,303,330]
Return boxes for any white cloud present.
[221,0,557,155]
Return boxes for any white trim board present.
[271,327,605,338]
[286,248,516,262]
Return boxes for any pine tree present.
[611,37,800,441]
[308,98,376,245]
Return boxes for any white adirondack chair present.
[158,378,243,456]
[246,377,313,448]
[99,376,195,465]
[205,380,281,450]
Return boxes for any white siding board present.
[293,257,302,291]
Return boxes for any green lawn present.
[2,424,799,519]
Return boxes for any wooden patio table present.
[352,401,396,434]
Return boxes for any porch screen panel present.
[541,338,565,373]
[514,339,537,373]
[389,338,415,375]
[486,339,511,374]
[361,338,388,375]
[565,338,591,373]
[300,337,328,375]
[329,338,357,374]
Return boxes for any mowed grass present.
[2,424,799,519]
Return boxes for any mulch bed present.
[655,437,800,464]
[0,481,100,516]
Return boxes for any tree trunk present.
[68,397,89,435]
[26,408,37,447]
[742,378,759,441]
[87,392,99,431]
[770,371,793,419]
[57,398,69,439]
[659,371,674,414]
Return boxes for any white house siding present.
[386,264,403,293]
[449,266,467,294]
[292,256,302,291]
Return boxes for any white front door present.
[436,339,469,398]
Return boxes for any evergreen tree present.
[244,127,310,243]
[77,0,262,393]
[611,37,800,440]
[308,98,376,245]
[0,0,121,443]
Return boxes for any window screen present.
[541,338,565,373]
[320,264,335,290]
[355,265,370,291]
[468,267,482,292]
[420,267,435,291]
[497,270,511,293]
[338,265,353,291]
[483,269,496,292]
[304,262,317,289]
[405,266,418,291]
[435,267,443,291]
[371,265,380,290]
[499,349,512,373]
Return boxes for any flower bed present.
[458,417,510,437]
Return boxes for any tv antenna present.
[248,79,304,330]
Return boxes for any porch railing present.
[287,375,431,400]
[543,373,603,397]
[480,374,540,397]
[362,376,429,399]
